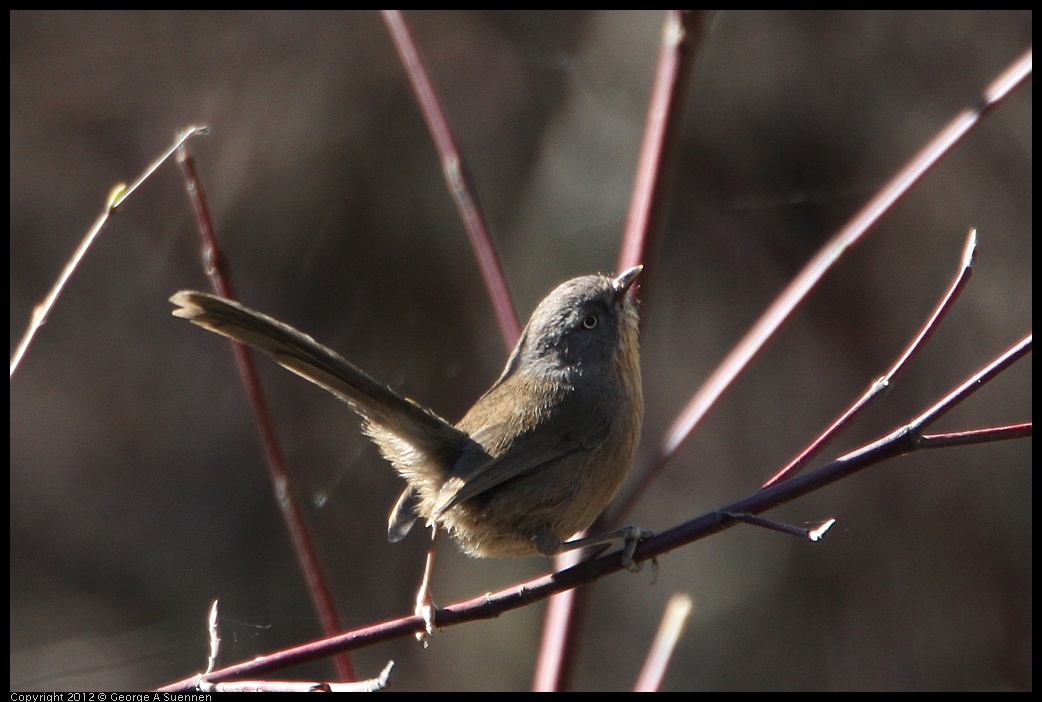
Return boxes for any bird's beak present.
[612,265,643,301]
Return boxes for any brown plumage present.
[170,266,643,559]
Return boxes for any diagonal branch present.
[382,9,521,348]
[10,126,209,376]
[613,47,1033,521]
[763,228,978,487]
[176,142,356,683]
[158,332,1029,692]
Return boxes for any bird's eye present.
[582,314,598,329]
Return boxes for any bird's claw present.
[619,526,658,581]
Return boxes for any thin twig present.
[727,513,837,541]
[762,228,978,487]
[195,661,394,693]
[903,334,1031,434]
[633,593,694,692]
[10,126,208,377]
[919,423,1031,448]
[205,600,220,676]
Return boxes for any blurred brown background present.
[10,11,1031,691]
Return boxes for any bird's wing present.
[429,403,611,522]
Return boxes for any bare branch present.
[615,48,1032,521]
[633,593,695,692]
[10,126,208,376]
[382,10,521,348]
[176,144,356,683]
[763,228,978,487]
[158,331,1028,691]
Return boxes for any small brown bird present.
[170,266,645,563]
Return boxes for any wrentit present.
[170,266,644,561]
